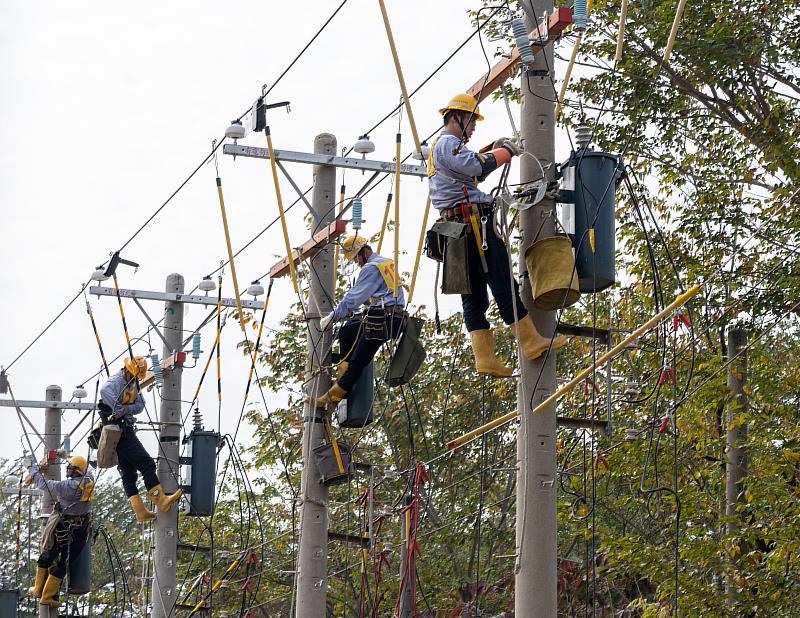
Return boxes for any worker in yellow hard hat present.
[99,356,182,522]
[25,450,94,608]
[427,93,567,377]
[316,235,406,406]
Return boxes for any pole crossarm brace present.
[557,416,610,434]
[90,286,265,310]
[269,218,347,278]
[222,144,428,177]
[466,7,572,104]
[0,398,98,411]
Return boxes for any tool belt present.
[440,202,494,225]
[62,513,91,525]
[361,305,406,341]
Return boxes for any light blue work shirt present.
[428,130,494,211]
[100,370,145,421]
[28,466,94,516]
[331,254,405,320]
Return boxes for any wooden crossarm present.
[466,7,573,104]
[269,218,348,278]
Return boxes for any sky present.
[0,1,576,471]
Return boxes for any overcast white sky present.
[0,1,575,469]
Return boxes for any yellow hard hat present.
[438,93,484,121]
[67,455,87,475]
[342,235,368,261]
[124,356,148,380]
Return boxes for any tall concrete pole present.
[725,327,748,608]
[40,386,61,618]
[295,133,336,618]
[151,274,184,618]
[516,0,558,615]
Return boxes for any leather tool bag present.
[97,423,122,469]
[425,219,466,263]
[442,235,471,295]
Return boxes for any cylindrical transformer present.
[0,588,18,617]
[67,526,92,594]
[181,430,220,516]
[337,359,374,428]
[559,149,622,293]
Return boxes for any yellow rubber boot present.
[27,567,47,598]
[514,315,568,361]
[39,574,62,607]
[147,485,183,513]
[316,383,347,407]
[469,329,513,377]
[129,494,156,523]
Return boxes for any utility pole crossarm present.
[222,144,427,177]
[0,399,97,411]
[466,7,572,104]
[89,286,265,310]
[269,219,347,279]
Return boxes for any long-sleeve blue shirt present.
[428,130,494,210]
[100,370,145,421]
[331,254,405,320]
[28,465,94,516]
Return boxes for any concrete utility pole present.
[295,133,337,618]
[151,274,184,618]
[725,327,748,608]
[40,385,61,618]
[516,0,559,615]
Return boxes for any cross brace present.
[223,144,428,177]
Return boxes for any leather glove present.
[493,137,523,157]
[319,313,334,331]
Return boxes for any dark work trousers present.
[459,208,528,332]
[336,311,406,393]
[116,421,159,497]
[38,516,90,578]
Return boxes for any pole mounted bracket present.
[104,251,139,278]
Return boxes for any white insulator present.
[574,123,593,150]
[91,267,109,282]
[624,428,638,442]
[198,276,216,293]
[225,121,246,140]
[246,280,265,297]
[72,385,88,399]
[353,135,375,155]
[5,475,19,486]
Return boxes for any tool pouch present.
[97,423,122,469]
[424,229,445,262]
[441,236,471,295]
[40,510,62,553]
[364,307,389,342]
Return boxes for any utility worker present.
[26,452,94,608]
[428,93,567,377]
[99,356,182,522]
[316,236,406,405]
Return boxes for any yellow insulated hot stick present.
[332,183,346,289]
[392,133,401,298]
[446,284,702,449]
[265,126,300,295]
[377,0,422,155]
[215,176,246,330]
[376,191,392,254]
[407,194,431,306]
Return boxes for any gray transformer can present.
[558,150,623,293]
[181,430,220,516]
